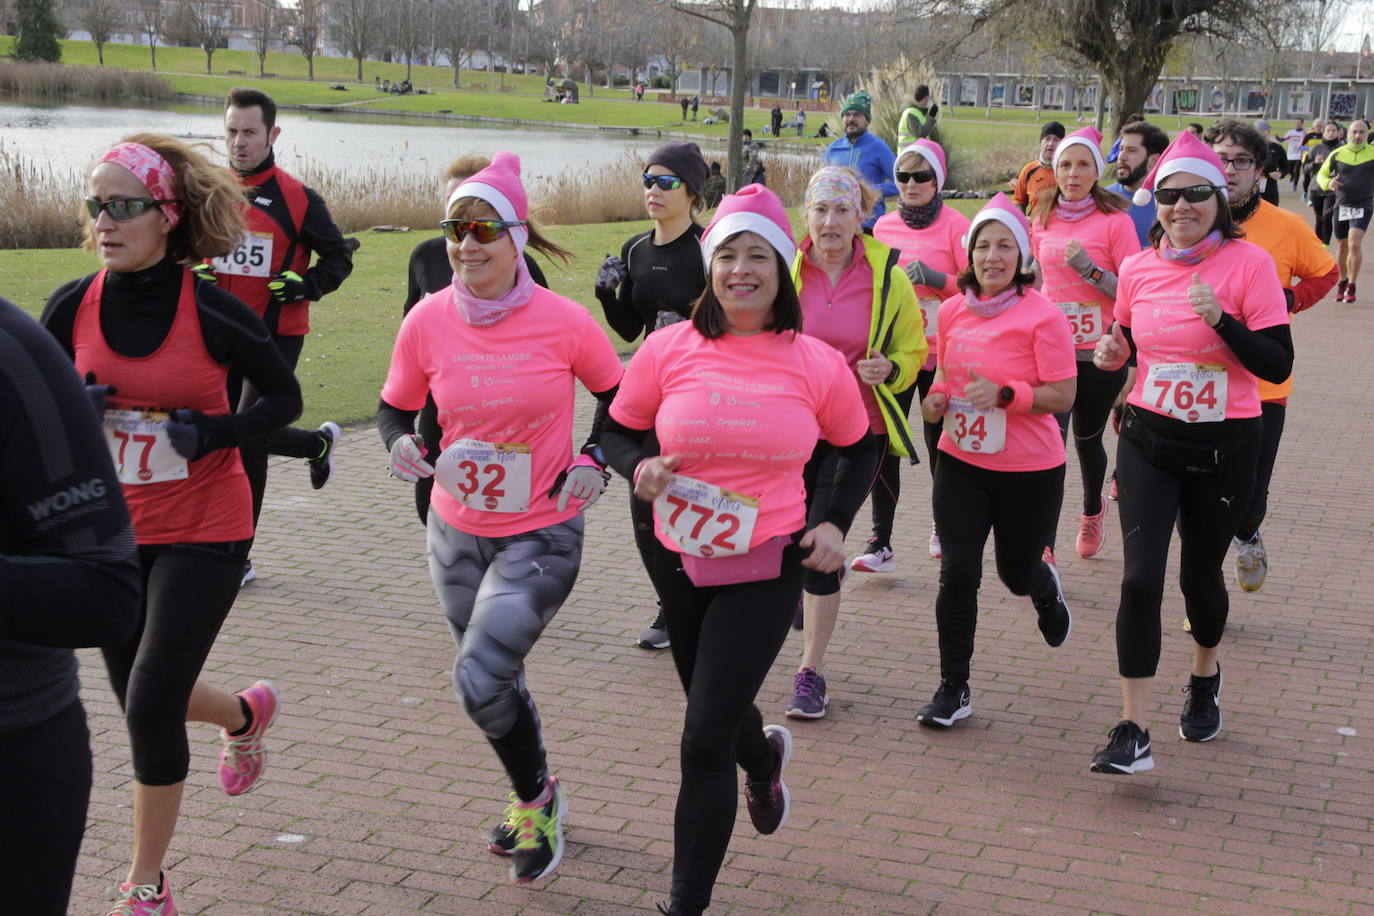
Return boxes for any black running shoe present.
[1034,562,1072,648]
[486,820,517,856]
[507,776,566,883]
[1179,666,1222,742]
[1090,720,1154,775]
[744,725,792,835]
[916,680,971,728]
[308,422,341,490]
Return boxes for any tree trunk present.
[205,48,213,74]
[150,44,157,70]
[96,42,104,65]
[727,10,748,190]
[356,54,363,81]
[307,54,314,81]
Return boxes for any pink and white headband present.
[99,142,183,227]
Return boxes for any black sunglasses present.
[895,169,937,184]
[642,173,684,191]
[1153,184,1216,205]
[440,218,525,244]
[84,197,174,221]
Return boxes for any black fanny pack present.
[1119,406,1255,477]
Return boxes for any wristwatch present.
[997,385,1015,408]
[581,443,606,467]
[1088,267,1104,283]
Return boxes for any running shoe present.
[850,540,895,573]
[1179,666,1222,742]
[308,421,341,490]
[929,522,942,559]
[1235,531,1268,592]
[915,680,971,727]
[1337,279,1350,302]
[1347,283,1358,304]
[1034,562,1072,648]
[1089,720,1154,775]
[240,558,256,587]
[506,775,567,883]
[487,819,518,856]
[744,724,792,834]
[784,667,828,719]
[1076,504,1109,558]
[108,874,177,916]
[1108,472,1119,502]
[218,680,281,796]
[637,606,670,649]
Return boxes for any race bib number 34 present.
[1057,301,1102,346]
[211,230,274,278]
[1144,363,1227,423]
[103,409,188,485]
[436,439,532,512]
[944,395,1007,454]
[655,474,759,558]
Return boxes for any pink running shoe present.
[108,875,177,916]
[218,680,281,796]
[1076,504,1109,558]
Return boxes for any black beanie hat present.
[1041,121,1066,140]
[647,141,709,198]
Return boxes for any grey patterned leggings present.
[426,512,584,800]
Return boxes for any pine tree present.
[15,0,64,63]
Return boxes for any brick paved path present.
[71,247,1372,915]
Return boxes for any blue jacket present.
[824,132,899,227]
[1106,181,1153,248]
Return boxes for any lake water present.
[0,100,675,182]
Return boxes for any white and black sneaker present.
[1034,561,1072,648]
[637,606,670,649]
[1179,665,1222,742]
[308,421,341,490]
[916,680,971,728]
[1090,720,1154,775]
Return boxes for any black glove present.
[165,408,236,461]
[83,371,117,415]
[269,270,308,304]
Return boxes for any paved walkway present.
[72,258,1372,914]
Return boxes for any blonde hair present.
[83,132,246,263]
[447,195,573,265]
[444,154,492,184]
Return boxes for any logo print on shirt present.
[254,196,272,206]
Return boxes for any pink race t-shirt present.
[1031,206,1141,350]
[610,321,868,551]
[382,284,623,537]
[798,238,883,432]
[1116,240,1289,422]
[872,205,970,355]
[935,287,1078,472]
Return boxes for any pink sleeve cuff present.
[1007,379,1035,414]
[928,381,951,398]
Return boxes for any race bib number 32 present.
[1057,301,1102,346]
[944,395,1007,454]
[436,439,532,512]
[103,409,188,485]
[1144,363,1227,423]
[655,474,759,558]
[211,230,274,278]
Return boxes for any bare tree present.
[291,0,324,80]
[137,2,164,69]
[434,0,471,87]
[79,0,124,65]
[664,0,759,189]
[388,0,423,80]
[249,0,277,77]
[176,0,230,74]
[328,0,381,81]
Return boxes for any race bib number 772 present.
[654,474,759,558]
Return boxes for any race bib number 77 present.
[103,409,188,485]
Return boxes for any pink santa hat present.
[895,138,948,191]
[446,151,530,252]
[700,183,797,267]
[962,192,1031,262]
[1130,130,1228,207]
[1052,126,1105,175]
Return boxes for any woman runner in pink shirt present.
[378,153,623,883]
[600,185,877,916]
[1030,126,1140,560]
[916,193,1077,729]
[1089,132,1293,775]
[869,139,970,562]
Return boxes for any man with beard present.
[1204,118,1337,594]
[1105,119,1168,247]
[1306,119,1342,244]
[823,89,898,229]
[1317,118,1374,302]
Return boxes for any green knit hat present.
[841,89,872,121]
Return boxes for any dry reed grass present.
[0,61,173,100]
[0,146,85,248]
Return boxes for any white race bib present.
[1144,363,1227,423]
[1338,205,1366,222]
[211,230,274,278]
[1057,301,1103,346]
[103,410,188,485]
[654,474,759,558]
[435,439,532,512]
[944,395,1007,454]
[918,297,940,340]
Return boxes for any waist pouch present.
[682,535,788,587]
[1120,406,1256,477]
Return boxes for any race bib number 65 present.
[654,474,759,558]
[1144,363,1227,423]
[103,409,188,485]
[211,230,274,278]
[436,439,532,512]
[944,395,1007,454]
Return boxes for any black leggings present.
[650,535,802,915]
[931,454,1065,685]
[232,334,323,526]
[803,435,884,595]
[1311,193,1334,246]
[1237,401,1286,541]
[1055,359,1128,519]
[868,371,942,547]
[630,429,666,599]
[103,540,248,785]
[6,700,91,915]
[1114,421,1262,678]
